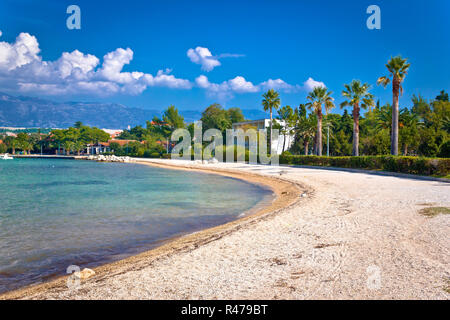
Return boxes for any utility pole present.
[327,123,330,157]
[166,137,169,154]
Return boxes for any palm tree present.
[296,113,316,155]
[377,55,410,155]
[340,80,375,156]
[276,105,294,152]
[262,89,281,154]
[399,108,422,155]
[63,140,74,155]
[375,103,392,130]
[306,87,335,155]
[10,138,17,154]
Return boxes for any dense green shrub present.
[0,143,7,154]
[438,140,450,158]
[280,155,450,177]
[143,150,162,158]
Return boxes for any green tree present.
[0,142,7,154]
[305,86,335,155]
[340,80,375,156]
[377,55,411,155]
[294,111,316,155]
[201,103,231,133]
[16,133,32,154]
[227,107,245,124]
[74,121,83,129]
[436,90,449,102]
[163,105,185,130]
[276,105,295,152]
[262,89,281,153]
[399,108,421,155]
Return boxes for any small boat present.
[1,154,13,160]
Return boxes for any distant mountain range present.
[0,92,269,129]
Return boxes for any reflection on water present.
[0,159,273,293]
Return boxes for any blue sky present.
[0,0,448,115]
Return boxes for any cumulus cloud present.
[0,31,192,96]
[187,46,244,72]
[0,31,326,100]
[195,75,323,99]
[195,75,259,99]
[260,78,297,92]
[56,50,99,79]
[303,77,325,91]
[0,32,41,71]
[187,47,220,72]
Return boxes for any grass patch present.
[444,279,450,294]
[419,207,450,218]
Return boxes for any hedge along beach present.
[1,158,449,300]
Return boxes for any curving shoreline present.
[2,159,449,300]
[0,159,303,300]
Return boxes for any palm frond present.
[377,76,390,87]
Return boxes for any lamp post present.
[327,122,330,157]
[166,137,169,154]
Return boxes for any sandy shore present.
[1,159,449,299]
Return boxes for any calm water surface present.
[0,159,273,293]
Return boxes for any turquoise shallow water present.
[0,158,273,293]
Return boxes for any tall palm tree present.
[262,89,281,154]
[276,105,294,152]
[306,86,335,156]
[340,80,375,156]
[377,55,410,155]
[296,114,317,155]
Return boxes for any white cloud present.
[0,31,192,97]
[0,31,2,37]
[228,76,259,93]
[0,32,41,71]
[260,78,297,92]
[195,75,259,99]
[56,50,99,79]
[187,47,221,72]
[303,77,325,91]
[0,31,326,100]
[196,75,314,99]
[144,69,192,89]
[187,46,244,72]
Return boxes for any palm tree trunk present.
[392,78,400,155]
[269,108,273,155]
[317,111,323,156]
[353,104,360,156]
[304,140,309,155]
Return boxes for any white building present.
[231,119,294,155]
